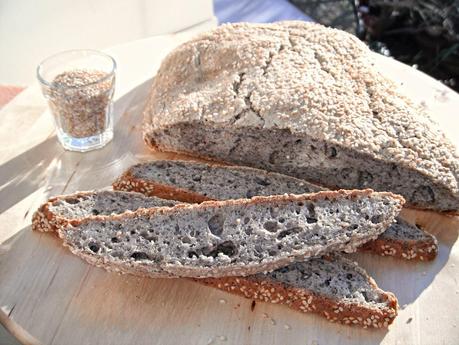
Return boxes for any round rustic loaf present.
[143,21,459,211]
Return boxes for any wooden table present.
[0,25,458,345]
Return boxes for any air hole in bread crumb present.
[111,237,119,243]
[246,190,256,198]
[207,241,237,258]
[358,171,373,187]
[370,215,382,224]
[278,227,302,239]
[195,241,237,258]
[325,145,337,158]
[131,252,149,260]
[268,151,280,164]
[65,198,80,204]
[208,214,224,236]
[88,243,100,253]
[255,177,270,186]
[263,221,278,232]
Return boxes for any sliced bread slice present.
[113,159,437,261]
[57,190,404,278]
[359,218,438,261]
[112,159,322,202]
[32,190,178,233]
[197,254,398,329]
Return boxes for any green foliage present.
[360,0,459,90]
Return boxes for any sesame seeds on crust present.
[196,274,398,329]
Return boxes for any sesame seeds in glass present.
[37,50,116,152]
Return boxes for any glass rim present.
[36,49,117,90]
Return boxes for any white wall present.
[0,0,214,85]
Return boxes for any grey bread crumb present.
[49,190,178,218]
[143,21,459,211]
[115,159,435,255]
[32,190,179,234]
[59,190,403,278]
[264,255,386,306]
[380,217,431,241]
[127,159,321,199]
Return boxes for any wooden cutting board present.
[0,35,458,345]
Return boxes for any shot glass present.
[37,49,116,152]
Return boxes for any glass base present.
[57,128,113,152]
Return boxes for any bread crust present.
[359,235,438,261]
[194,273,398,329]
[31,191,107,233]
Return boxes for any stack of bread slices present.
[33,22,458,330]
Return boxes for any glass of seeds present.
[37,50,116,152]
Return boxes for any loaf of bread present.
[113,160,437,261]
[143,22,459,212]
[57,190,403,278]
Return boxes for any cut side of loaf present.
[58,190,404,278]
[32,190,178,233]
[113,159,436,261]
[142,22,459,211]
[197,254,398,329]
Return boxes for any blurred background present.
[0,0,458,341]
[1,0,458,93]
